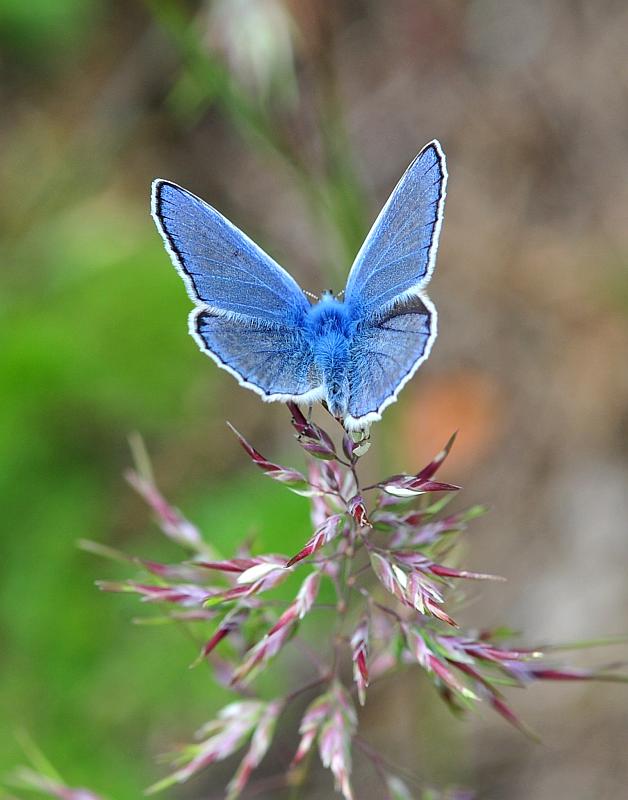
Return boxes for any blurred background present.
[2,1,628,798]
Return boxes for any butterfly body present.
[306,293,355,418]
[152,140,447,429]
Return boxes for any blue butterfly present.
[151,140,447,430]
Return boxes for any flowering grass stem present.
[18,407,626,800]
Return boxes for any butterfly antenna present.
[303,289,319,301]
[336,289,345,300]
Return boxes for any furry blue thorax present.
[305,293,356,418]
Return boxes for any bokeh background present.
[2,1,628,798]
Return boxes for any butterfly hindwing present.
[193,309,322,401]
[344,141,447,319]
[346,294,436,425]
[152,180,310,325]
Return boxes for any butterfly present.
[151,140,447,430]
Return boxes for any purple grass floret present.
[351,616,370,706]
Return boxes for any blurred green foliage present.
[0,220,311,796]
[0,0,101,62]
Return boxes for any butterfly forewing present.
[344,141,447,319]
[152,180,310,324]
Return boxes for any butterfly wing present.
[341,141,446,426]
[193,308,323,401]
[344,141,447,318]
[345,295,437,428]
[152,180,322,400]
[152,180,311,323]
